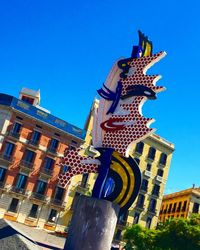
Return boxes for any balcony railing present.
[140,186,148,192]
[40,167,53,176]
[76,181,90,194]
[117,220,127,226]
[29,139,39,147]
[47,147,58,154]
[152,191,160,197]
[51,198,65,207]
[148,207,156,214]
[136,203,144,210]
[31,192,46,201]
[0,153,15,163]
[7,131,20,139]
[156,176,163,183]
[11,186,27,195]
[144,170,151,178]
[20,160,34,170]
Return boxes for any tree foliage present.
[123,214,200,250]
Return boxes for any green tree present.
[123,215,200,250]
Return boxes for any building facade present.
[0,88,85,231]
[159,187,200,222]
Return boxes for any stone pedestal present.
[64,195,120,250]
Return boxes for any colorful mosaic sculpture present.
[58,31,166,214]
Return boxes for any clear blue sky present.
[0,0,199,193]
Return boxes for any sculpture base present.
[64,195,120,250]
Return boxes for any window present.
[133,212,140,224]
[146,217,152,229]
[48,209,57,223]
[164,205,168,214]
[134,158,140,165]
[168,203,172,213]
[172,203,177,212]
[29,204,39,218]
[147,147,156,160]
[192,203,199,213]
[81,173,89,188]
[23,149,36,163]
[0,167,6,182]
[141,179,148,191]
[135,142,144,154]
[8,198,19,213]
[30,131,41,145]
[15,174,27,189]
[152,184,160,196]
[43,157,54,170]
[12,122,22,136]
[49,138,59,152]
[159,153,167,165]
[35,180,47,195]
[177,201,182,212]
[54,186,65,201]
[16,116,23,120]
[4,142,15,158]
[146,163,152,171]
[149,199,157,212]
[157,169,164,177]
[182,201,187,211]
[137,194,145,208]
[21,96,34,104]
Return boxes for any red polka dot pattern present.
[58,148,99,188]
[102,52,166,155]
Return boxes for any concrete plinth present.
[64,195,120,250]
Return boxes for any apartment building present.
[0,88,85,231]
[159,187,200,222]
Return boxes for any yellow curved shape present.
[112,152,135,208]
[111,161,128,205]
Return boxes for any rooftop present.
[0,93,86,140]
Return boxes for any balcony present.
[20,160,34,171]
[117,220,127,229]
[76,182,90,194]
[144,170,151,178]
[155,175,163,183]
[10,186,27,196]
[152,191,160,198]
[148,207,157,215]
[0,153,15,164]
[40,167,53,177]
[140,186,148,193]
[136,203,144,210]
[51,198,66,208]
[47,147,58,155]
[158,162,166,168]
[31,192,46,201]
[146,156,155,162]
[29,140,39,147]
[7,131,20,140]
